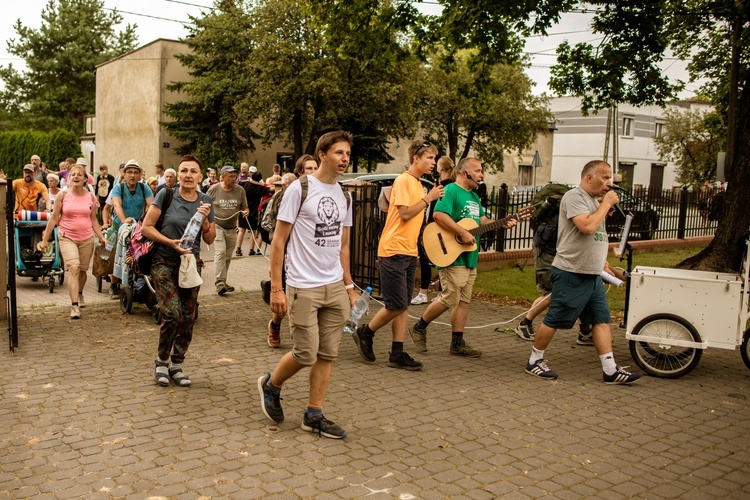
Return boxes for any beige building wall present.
[96,40,192,176]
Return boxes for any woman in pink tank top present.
[41,164,107,319]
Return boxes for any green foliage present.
[653,108,726,189]
[0,0,137,133]
[419,50,552,171]
[0,129,81,178]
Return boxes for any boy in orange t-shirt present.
[351,139,444,371]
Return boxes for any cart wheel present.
[629,313,703,378]
[120,286,133,314]
[741,329,750,371]
[59,271,64,285]
[152,305,163,325]
[97,276,103,293]
[48,277,55,293]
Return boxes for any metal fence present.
[345,182,721,292]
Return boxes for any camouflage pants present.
[152,253,200,364]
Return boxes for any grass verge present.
[473,244,708,316]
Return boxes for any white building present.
[549,96,712,190]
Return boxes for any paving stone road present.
[2,252,750,498]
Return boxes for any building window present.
[519,165,532,185]
[621,116,634,138]
[653,121,664,138]
[84,115,96,135]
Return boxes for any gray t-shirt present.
[153,189,215,258]
[207,183,247,229]
[552,185,609,275]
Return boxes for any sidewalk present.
[2,276,750,497]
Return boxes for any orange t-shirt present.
[13,179,48,212]
[377,172,425,258]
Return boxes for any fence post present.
[496,183,509,252]
[677,186,688,239]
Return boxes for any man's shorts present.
[533,246,554,294]
[287,282,349,366]
[378,254,418,311]
[542,267,611,330]
[437,266,477,309]
[238,213,258,230]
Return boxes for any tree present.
[0,0,137,133]
[548,0,749,271]
[653,107,726,189]
[163,1,258,168]
[419,49,552,170]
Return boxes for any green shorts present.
[533,247,554,294]
[542,267,611,329]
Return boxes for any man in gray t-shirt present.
[208,166,249,294]
[524,160,641,385]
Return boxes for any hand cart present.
[624,236,750,378]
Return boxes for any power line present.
[103,8,190,25]
[160,0,214,9]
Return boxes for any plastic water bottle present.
[343,286,372,336]
[179,210,204,250]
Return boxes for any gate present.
[345,184,386,296]
[2,179,19,351]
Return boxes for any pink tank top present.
[59,190,95,241]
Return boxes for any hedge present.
[0,129,81,179]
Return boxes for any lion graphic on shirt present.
[317,197,339,227]
[314,196,342,240]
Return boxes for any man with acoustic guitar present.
[409,157,518,356]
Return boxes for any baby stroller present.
[115,223,162,324]
[14,214,64,293]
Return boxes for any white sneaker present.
[70,305,81,320]
[410,293,428,305]
[78,294,85,308]
[431,294,442,302]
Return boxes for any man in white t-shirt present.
[258,131,357,439]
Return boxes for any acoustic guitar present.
[422,206,535,267]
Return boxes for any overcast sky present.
[1,0,700,100]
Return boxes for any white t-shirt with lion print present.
[277,175,353,288]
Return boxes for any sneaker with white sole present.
[70,305,81,320]
[576,333,595,346]
[525,358,558,380]
[78,294,85,308]
[410,293,428,305]
[258,372,284,423]
[301,413,347,439]
[516,321,535,341]
[603,366,642,385]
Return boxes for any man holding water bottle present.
[258,130,357,439]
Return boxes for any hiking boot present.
[603,366,642,385]
[387,351,423,371]
[301,413,347,439]
[450,339,482,357]
[257,372,284,423]
[217,285,227,296]
[525,358,558,380]
[410,293,428,305]
[261,280,271,305]
[516,321,535,341]
[268,320,281,348]
[409,322,428,352]
[70,305,81,320]
[352,324,376,363]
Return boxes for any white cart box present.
[627,266,743,349]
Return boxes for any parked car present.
[606,185,660,240]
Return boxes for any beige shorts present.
[437,266,477,309]
[58,235,95,272]
[287,282,350,366]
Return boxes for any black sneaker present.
[525,358,558,380]
[387,351,423,371]
[515,321,535,341]
[576,333,595,346]
[235,248,242,256]
[352,324,376,363]
[301,413,347,439]
[257,372,284,423]
[603,366,642,385]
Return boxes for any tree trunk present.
[461,126,475,160]
[446,117,459,161]
[678,82,750,271]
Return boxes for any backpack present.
[260,175,350,244]
[97,176,111,198]
[129,188,174,275]
[530,182,571,256]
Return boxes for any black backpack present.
[530,182,571,256]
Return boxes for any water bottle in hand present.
[343,286,372,335]
[179,210,204,250]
